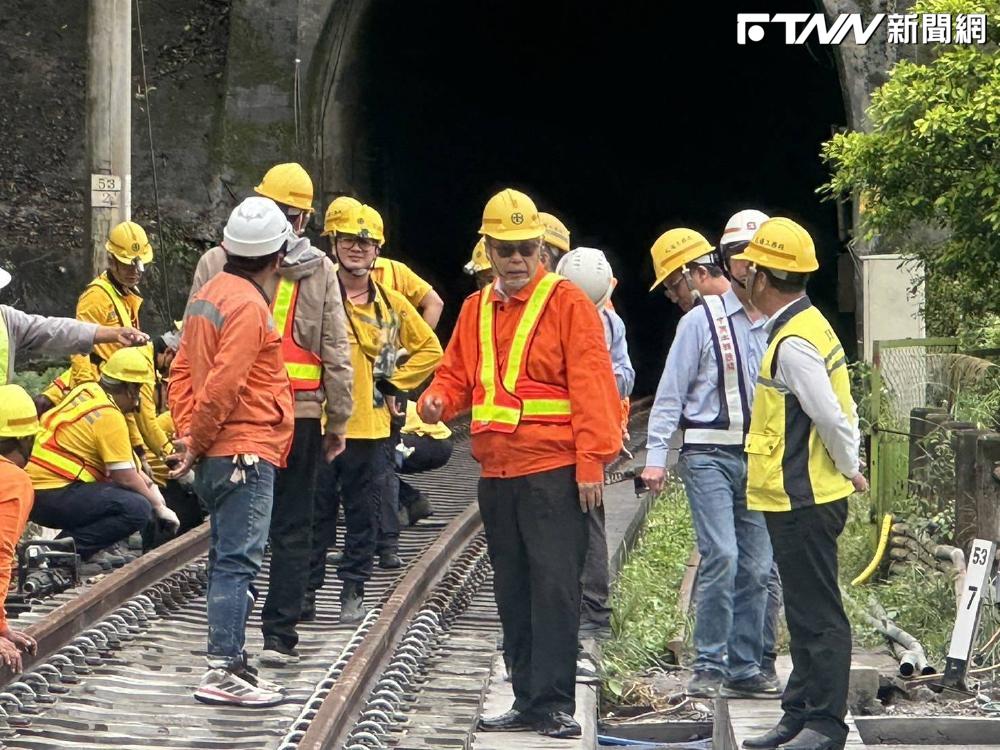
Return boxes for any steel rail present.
[298,503,483,749]
[0,521,210,683]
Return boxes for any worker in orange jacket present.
[169,197,295,708]
[418,189,621,739]
[0,385,41,672]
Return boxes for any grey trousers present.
[580,503,612,629]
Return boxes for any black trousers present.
[580,502,612,628]
[32,482,152,559]
[398,434,453,509]
[309,438,385,596]
[765,499,851,743]
[375,422,402,555]
[262,418,321,648]
[479,465,588,718]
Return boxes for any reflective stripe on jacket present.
[28,383,116,483]
[271,278,323,391]
[471,273,571,434]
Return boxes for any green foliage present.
[602,485,696,681]
[839,497,956,664]
[11,366,64,397]
[821,3,1000,328]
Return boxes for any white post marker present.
[943,538,997,690]
[90,174,122,209]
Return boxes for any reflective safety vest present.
[0,311,8,384]
[89,275,139,329]
[680,295,750,447]
[744,298,855,512]
[271,277,322,392]
[28,383,117,483]
[471,273,572,434]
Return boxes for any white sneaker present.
[194,668,284,707]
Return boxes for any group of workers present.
[0,160,862,749]
[641,214,864,750]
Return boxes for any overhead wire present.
[134,0,173,322]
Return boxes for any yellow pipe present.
[852,513,893,586]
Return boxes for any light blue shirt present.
[602,308,635,399]
[645,289,767,468]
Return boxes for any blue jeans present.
[194,456,276,668]
[678,447,772,681]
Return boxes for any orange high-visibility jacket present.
[419,266,621,483]
[170,271,295,467]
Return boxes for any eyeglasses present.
[487,240,540,259]
[336,235,378,252]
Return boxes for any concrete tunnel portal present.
[312,0,851,393]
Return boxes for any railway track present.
[0,404,651,749]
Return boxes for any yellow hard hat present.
[648,228,715,292]
[464,238,491,274]
[321,196,362,236]
[106,221,154,266]
[479,189,545,241]
[729,217,818,274]
[254,163,315,213]
[0,385,40,438]
[341,203,385,244]
[539,212,571,253]
[102,346,155,385]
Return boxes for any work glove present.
[154,505,181,535]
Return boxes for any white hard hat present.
[0,268,10,291]
[721,209,770,248]
[556,247,614,309]
[222,197,293,258]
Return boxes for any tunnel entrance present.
[340,0,850,393]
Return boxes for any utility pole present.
[86,0,131,276]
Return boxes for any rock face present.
[0,0,910,349]
[0,0,231,334]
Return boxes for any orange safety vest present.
[471,273,572,434]
[271,277,323,392]
[29,383,115,483]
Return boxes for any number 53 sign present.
[943,538,997,691]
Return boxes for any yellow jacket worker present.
[732,218,866,750]
[27,348,179,570]
[309,201,442,625]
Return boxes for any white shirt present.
[764,297,861,478]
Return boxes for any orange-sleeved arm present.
[70,287,107,386]
[168,338,194,440]
[185,302,268,458]
[559,288,623,483]
[418,294,478,422]
[0,464,33,631]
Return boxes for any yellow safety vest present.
[271,277,323,391]
[29,382,119,483]
[0,311,8,384]
[471,273,572,434]
[89,274,138,329]
[744,299,855,512]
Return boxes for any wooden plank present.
[666,549,700,663]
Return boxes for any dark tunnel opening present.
[348,0,851,394]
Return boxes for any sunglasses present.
[488,240,540,259]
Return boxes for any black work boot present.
[407,492,434,525]
[339,581,367,624]
[743,720,803,748]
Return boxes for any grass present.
[839,495,957,665]
[602,483,695,691]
